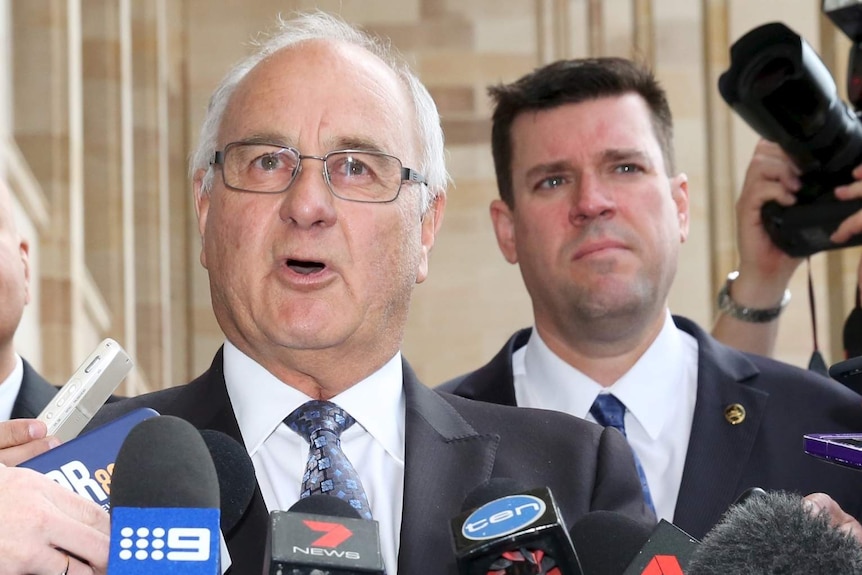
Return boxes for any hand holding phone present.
[37,338,132,442]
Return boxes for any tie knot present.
[285,400,356,442]
[589,394,627,434]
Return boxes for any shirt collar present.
[0,354,24,422]
[223,341,405,463]
[523,311,687,439]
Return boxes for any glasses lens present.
[325,152,402,202]
[223,144,299,193]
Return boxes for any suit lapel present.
[671,317,767,538]
[446,329,530,406]
[398,360,500,575]
[12,360,57,419]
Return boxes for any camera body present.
[719,10,862,257]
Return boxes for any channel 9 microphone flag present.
[450,480,582,575]
[107,415,221,574]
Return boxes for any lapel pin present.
[724,403,746,425]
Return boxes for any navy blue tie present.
[285,400,372,519]
[589,394,656,514]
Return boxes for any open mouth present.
[287,259,326,275]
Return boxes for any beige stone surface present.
[4,0,856,392]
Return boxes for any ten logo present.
[116,526,211,561]
[461,494,546,541]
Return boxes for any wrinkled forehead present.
[219,40,419,160]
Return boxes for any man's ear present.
[193,169,210,269]
[416,192,447,284]
[490,199,519,264]
[19,237,30,305]
[671,173,690,243]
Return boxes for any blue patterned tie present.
[285,400,372,519]
[589,394,656,514]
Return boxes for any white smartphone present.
[37,338,133,442]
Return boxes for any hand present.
[734,139,803,294]
[0,464,109,574]
[803,492,862,545]
[830,164,862,244]
[0,419,60,466]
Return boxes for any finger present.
[745,153,802,192]
[0,436,60,467]
[67,554,97,575]
[0,419,47,449]
[834,180,862,200]
[737,180,798,216]
[831,210,862,244]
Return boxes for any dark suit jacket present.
[10,359,56,419]
[439,316,862,540]
[88,349,653,574]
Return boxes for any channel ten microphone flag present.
[107,415,221,575]
[450,483,582,575]
[265,494,385,574]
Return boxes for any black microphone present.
[199,429,256,534]
[450,479,582,575]
[687,490,862,575]
[264,494,385,574]
[568,511,652,575]
[107,415,221,574]
[569,511,697,575]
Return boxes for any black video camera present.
[718,3,862,258]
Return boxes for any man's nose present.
[278,157,337,228]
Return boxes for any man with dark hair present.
[441,57,862,540]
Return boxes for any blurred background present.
[2,0,859,395]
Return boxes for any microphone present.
[569,512,697,575]
[198,429,256,534]
[568,511,652,575]
[18,407,159,509]
[450,479,582,575]
[687,490,862,575]
[107,415,221,574]
[264,493,385,574]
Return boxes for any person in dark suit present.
[0,177,110,574]
[82,13,653,575]
[438,57,862,541]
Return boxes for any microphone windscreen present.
[288,493,363,519]
[687,490,862,575]
[569,511,652,575]
[110,415,219,509]
[199,429,256,533]
[461,477,529,511]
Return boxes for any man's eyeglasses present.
[210,142,426,203]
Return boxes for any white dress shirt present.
[223,341,406,575]
[512,311,699,523]
[0,354,24,422]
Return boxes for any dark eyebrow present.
[601,148,653,168]
[524,160,574,183]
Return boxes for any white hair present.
[189,11,449,213]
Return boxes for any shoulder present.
[437,329,531,400]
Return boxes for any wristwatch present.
[717,271,791,323]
